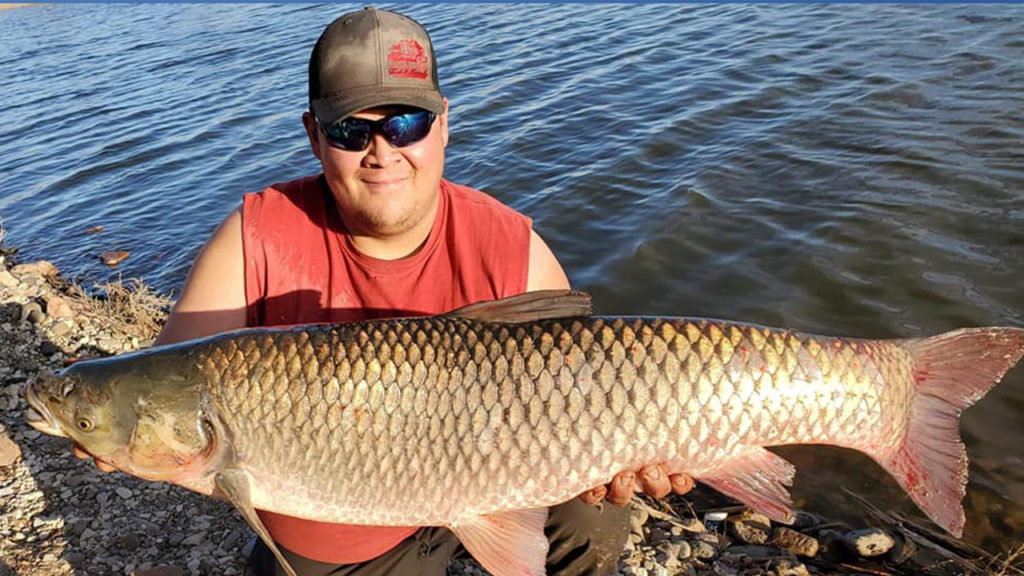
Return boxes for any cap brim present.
[312,86,443,124]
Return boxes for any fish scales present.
[190,316,901,526]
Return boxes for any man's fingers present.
[579,469,695,507]
[606,471,635,507]
[638,464,672,499]
[579,485,607,506]
[670,473,695,495]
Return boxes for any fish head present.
[25,367,134,465]
[25,353,215,483]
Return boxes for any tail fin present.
[881,327,1024,537]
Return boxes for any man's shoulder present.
[244,174,323,214]
[258,174,322,199]
[242,174,327,235]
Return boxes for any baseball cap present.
[309,7,444,124]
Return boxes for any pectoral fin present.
[214,469,297,576]
[696,446,796,524]
[449,508,549,576]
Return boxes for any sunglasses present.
[318,109,436,151]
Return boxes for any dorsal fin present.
[445,290,592,323]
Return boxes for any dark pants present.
[246,499,631,576]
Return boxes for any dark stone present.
[886,533,917,564]
[722,545,789,559]
[66,518,90,538]
[39,341,60,356]
[118,532,140,551]
[131,567,185,576]
[21,301,43,324]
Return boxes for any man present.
[79,7,692,575]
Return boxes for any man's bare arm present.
[155,207,248,346]
[525,229,570,291]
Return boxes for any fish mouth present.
[24,379,67,438]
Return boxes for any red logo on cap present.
[388,39,429,79]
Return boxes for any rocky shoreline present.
[0,235,1015,576]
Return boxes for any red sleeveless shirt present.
[241,175,532,563]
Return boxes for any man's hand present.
[73,443,116,473]
[579,464,695,507]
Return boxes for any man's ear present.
[302,111,323,161]
[439,98,449,149]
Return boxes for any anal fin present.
[449,508,549,576]
[215,469,298,576]
[696,447,796,524]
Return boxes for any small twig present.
[892,511,999,561]
[697,504,747,516]
[837,563,892,576]
[633,495,682,524]
[987,542,1024,576]
[809,521,852,532]
[669,493,700,520]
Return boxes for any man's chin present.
[349,210,417,238]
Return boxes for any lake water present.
[1,3,1022,553]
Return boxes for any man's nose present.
[363,131,397,166]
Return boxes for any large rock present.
[0,431,21,468]
[12,260,59,280]
[771,527,819,557]
[0,268,18,288]
[43,294,74,319]
[728,510,772,545]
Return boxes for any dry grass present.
[988,543,1024,576]
[68,278,171,340]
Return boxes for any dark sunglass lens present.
[324,118,372,151]
[382,111,434,147]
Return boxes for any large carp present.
[24,291,1024,576]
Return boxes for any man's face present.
[303,101,449,241]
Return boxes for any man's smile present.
[361,175,410,190]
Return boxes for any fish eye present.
[76,418,94,432]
